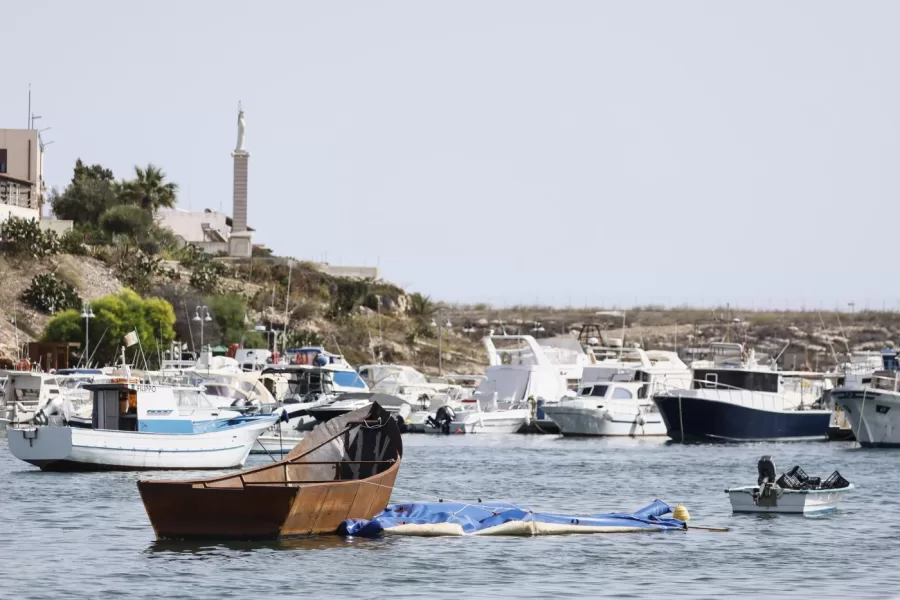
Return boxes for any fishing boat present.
[6,380,277,471]
[653,343,833,442]
[726,456,853,515]
[137,402,402,541]
[832,348,900,447]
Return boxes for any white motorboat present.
[7,380,278,471]
[542,381,666,436]
[726,456,853,515]
[832,349,900,447]
[434,335,574,435]
[263,357,371,431]
[445,398,530,434]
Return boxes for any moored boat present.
[542,381,666,437]
[7,380,277,471]
[137,402,402,540]
[832,348,900,448]
[653,343,832,442]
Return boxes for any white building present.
[157,208,254,255]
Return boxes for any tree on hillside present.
[408,292,436,323]
[42,289,176,367]
[51,159,120,225]
[119,164,178,213]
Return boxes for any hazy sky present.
[3,1,898,309]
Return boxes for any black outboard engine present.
[426,405,456,435]
[757,455,776,485]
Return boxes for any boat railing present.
[673,379,815,412]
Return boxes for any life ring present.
[17,359,31,371]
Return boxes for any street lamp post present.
[193,305,212,351]
[430,312,452,376]
[80,303,95,367]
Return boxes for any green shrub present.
[1,216,60,258]
[22,273,82,314]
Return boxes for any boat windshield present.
[579,385,609,397]
[333,371,367,389]
[174,389,219,409]
[203,384,249,402]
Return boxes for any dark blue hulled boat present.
[653,343,832,442]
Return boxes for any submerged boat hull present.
[832,388,900,447]
[7,418,274,471]
[653,393,831,442]
[137,403,402,540]
[726,485,853,515]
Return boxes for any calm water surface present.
[1,434,897,599]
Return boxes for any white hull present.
[542,405,666,437]
[833,387,900,447]
[448,409,529,434]
[726,485,853,515]
[250,434,302,454]
[7,420,273,470]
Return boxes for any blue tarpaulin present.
[339,499,686,537]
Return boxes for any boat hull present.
[542,406,666,437]
[726,485,852,515]
[653,393,831,442]
[7,419,273,471]
[833,387,900,447]
[449,410,529,434]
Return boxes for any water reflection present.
[145,534,389,555]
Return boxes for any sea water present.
[0,435,896,599]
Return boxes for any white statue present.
[236,102,246,151]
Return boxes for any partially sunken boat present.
[137,403,402,540]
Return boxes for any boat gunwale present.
[725,483,854,495]
[138,410,402,488]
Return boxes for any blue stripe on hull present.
[654,395,831,442]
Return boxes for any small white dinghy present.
[726,456,853,516]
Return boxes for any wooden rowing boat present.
[137,402,402,540]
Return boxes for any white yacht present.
[542,381,665,436]
[442,335,573,434]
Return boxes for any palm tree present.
[408,293,436,323]
[121,164,178,213]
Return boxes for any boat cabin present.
[691,368,780,393]
[85,381,198,433]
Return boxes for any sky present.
[2,1,899,310]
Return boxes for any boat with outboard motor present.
[653,343,833,442]
[137,402,402,540]
[726,455,853,515]
[7,379,278,471]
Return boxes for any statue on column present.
[236,102,246,151]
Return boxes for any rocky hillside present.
[3,250,898,374]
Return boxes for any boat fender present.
[673,504,690,521]
[602,412,614,422]
[635,414,646,426]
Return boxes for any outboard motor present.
[427,405,456,435]
[754,455,779,507]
